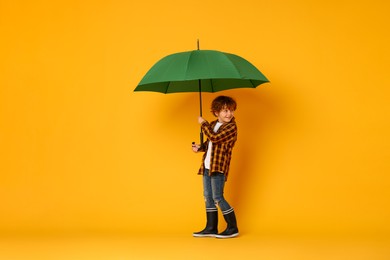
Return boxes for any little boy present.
[192,95,239,239]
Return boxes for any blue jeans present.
[203,169,233,215]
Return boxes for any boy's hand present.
[192,142,201,153]
[198,116,206,124]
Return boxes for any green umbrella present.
[134,46,269,143]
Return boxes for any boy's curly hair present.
[211,96,237,115]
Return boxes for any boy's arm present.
[201,121,237,144]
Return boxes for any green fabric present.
[135,50,269,93]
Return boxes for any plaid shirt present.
[197,117,237,179]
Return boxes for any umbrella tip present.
[197,39,200,50]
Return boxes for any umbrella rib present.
[211,79,216,92]
[167,81,174,93]
[164,82,170,94]
[249,79,255,87]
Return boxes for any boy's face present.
[215,106,235,123]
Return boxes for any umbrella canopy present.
[135,50,269,93]
[134,49,269,144]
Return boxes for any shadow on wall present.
[227,88,284,218]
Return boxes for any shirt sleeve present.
[201,121,237,144]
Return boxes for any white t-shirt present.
[204,121,223,170]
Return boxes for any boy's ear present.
[213,111,218,117]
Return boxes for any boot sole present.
[215,232,239,239]
[193,233,217,238]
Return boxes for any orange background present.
[1,0,389,243]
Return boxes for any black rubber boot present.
[215,210,239,239]
[193,211,218,237]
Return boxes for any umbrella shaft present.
[198,79,203,144]
[198,79,202,116]
[199,94,203,116]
